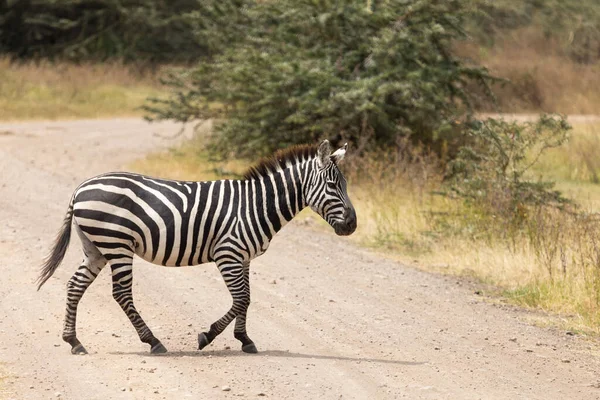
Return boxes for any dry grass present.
[349,173,600,334]
[533,122,600,210]
[0,58,163,120]
[459,28,600,114]
[535,123,600,182]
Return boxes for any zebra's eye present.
[326,180,337,188]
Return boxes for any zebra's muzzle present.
[333,207,357,236]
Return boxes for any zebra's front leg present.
[198,259,255,352]
[110,262,167,354]
[233,262,257,353]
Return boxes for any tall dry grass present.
[0,58,163,120]
[348,174,600,333]
[459,28,600,114]
[533,122,600,211]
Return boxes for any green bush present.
[146,0,497,157]
[444,115,572,227]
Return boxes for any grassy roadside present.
[0,58,163,120]
[349,121,600,335]
[130,121,600,336]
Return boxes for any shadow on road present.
[109,349,426,366]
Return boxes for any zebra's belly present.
[133,241,217,267]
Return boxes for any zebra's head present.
[306,140,357,236]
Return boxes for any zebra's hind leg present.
[110,260,167,354]
[63,233,107,355]
[198,259,255,353]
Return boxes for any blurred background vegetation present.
[3,0,600,333]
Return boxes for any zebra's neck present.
[247,158,310,239]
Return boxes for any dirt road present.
[1,119,599,400]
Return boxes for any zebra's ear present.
[317,140,332,168]
[330,143,348,164]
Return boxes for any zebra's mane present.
[243,144,318,180]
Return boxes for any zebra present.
[37,139,357,355]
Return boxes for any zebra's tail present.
[37,197,75,290]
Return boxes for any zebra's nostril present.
[344,208,357,227]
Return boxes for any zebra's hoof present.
[150,342,168,354]
[242,342,258,354]
[198,332,210,350]
[71,343,88,355]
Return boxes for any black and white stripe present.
[38,140,357,354]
